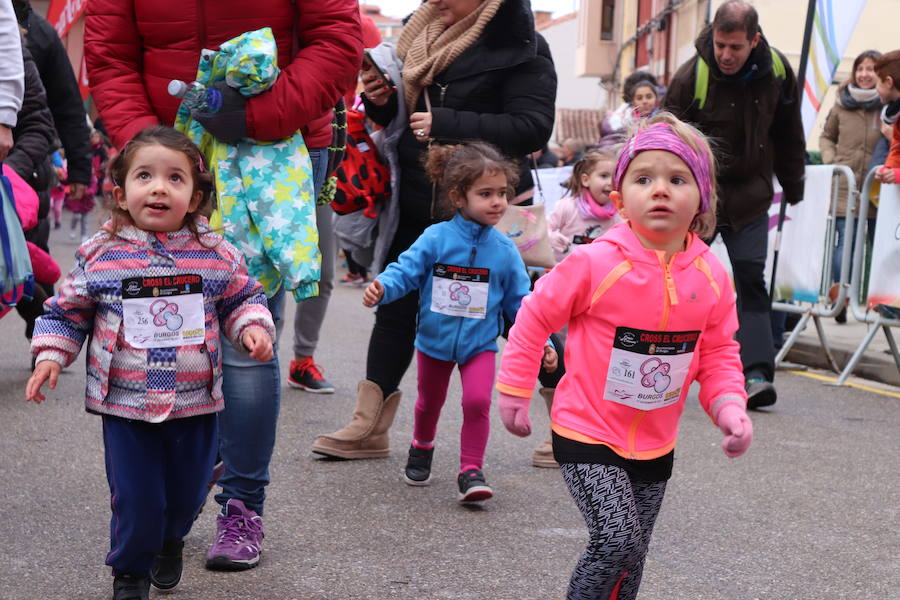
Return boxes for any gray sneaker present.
[746,377,777,410]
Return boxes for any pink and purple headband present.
[613,122,712,213]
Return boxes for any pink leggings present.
[414,350,495,472]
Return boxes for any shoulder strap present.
[769,48,785,80]
[693,57,710,110]
[693,48,785,110]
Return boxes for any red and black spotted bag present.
[331,107,391,218]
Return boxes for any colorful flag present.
[800,0,869,138]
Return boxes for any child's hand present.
[362,279,384,307]
[498,392,532,437]
[242,328,274,362]
[717,404,753,458]
[541,344,558,373]
[26,361,61,404]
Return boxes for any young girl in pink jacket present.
[496,113,753,600]
[547,146,622,263]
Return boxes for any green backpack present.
[693,48,786,109]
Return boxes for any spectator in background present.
[819,49,882,323]
[13,0,92,250]
[529,144,560,169]
[603,70,660,136]
[558,137,586,166]
[0,0,23,161]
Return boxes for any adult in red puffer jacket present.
[83,2,362,594]
[85,0,361,149]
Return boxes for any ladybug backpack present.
[331,105,391,218]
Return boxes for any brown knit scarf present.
[396,0,504,115]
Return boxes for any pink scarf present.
[577,191,618,221]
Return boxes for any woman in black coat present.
[313,0,557,460]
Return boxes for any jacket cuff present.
[711,395,747,424]
[0,110,17,129]
[496,381,533,398]
[34,349,69,369]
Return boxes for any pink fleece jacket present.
[547,194,622,263]
[497,221,746,459]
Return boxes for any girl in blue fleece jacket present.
[362,142,554,503]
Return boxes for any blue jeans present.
[215,147,328,515]
[831,216,875,284]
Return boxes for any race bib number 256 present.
[121,275,206,349]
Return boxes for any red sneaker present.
[287,357,335,394]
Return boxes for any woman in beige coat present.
[819,49,882,322]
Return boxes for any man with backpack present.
[664,0,806,410]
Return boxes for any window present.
[601,0,615,41]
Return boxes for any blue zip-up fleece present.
[377,212,532,364]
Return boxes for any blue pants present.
[103,414,217,575]
[215,148,328,515]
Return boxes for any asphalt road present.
[1,228,898,600]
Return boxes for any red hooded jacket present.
[84,0,362,149]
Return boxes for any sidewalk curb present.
[785,339,900,387]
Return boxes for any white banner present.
[532,166,572,214]
[867,184,900,309]
[709,166,835,303]
[800,0,869,139]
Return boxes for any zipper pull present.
[437,83,448,106]
[664,264,678,305]
[469,246,477,265]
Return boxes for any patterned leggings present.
[560,463,668,600]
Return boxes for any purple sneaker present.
[205,498,264,571]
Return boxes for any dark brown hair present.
[621,70,659,103]
[423,142,519,219]
[107,126,214,242]
[712,0,758,41]
[562,147,618,198]
[874,50,900,91]
[851,50,881,87]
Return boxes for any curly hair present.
[423,142,519,220]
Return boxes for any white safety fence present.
[709,165,856,373]
[837,168,900,384]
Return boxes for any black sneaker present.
[403,445,434,486]
[150,538,184,591]
[746,377,777,410]
[287,357,335,394]
[113,572,150,600]
[457,468,493,503]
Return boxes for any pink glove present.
[716,404,753,458]
[498,392,532,437]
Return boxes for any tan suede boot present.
[311,380,401,459]
[532,387,558,468]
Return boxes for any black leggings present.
[366,221,565,395]
[560,464,667,600]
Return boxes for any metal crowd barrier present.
[773,165,856,373]
[835,167,900,385]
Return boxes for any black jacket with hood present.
[365,0,557,227]
[664,25,806,231]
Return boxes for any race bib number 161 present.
[604,326,700,411]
